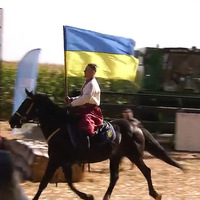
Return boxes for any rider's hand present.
[66,103,73,108]
[65,96,72,103]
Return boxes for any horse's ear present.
[25,88,33,97]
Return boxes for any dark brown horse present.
[9,89,183,200]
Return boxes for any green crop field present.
[0,61,139,120]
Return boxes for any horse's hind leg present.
[62,163,94,200]
[33,160,59,200]
[127,155,162,200]
[103,156,121,200]
[142,128,184,170]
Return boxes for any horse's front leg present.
[103,156,121,200]
[62,163,94,200]
[33,159,59,200]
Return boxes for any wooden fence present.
[100,91,200,134]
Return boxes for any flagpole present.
[64,52,68,97]
[63,26,68,97]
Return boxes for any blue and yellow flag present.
[63,26,138,81]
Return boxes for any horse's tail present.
[142,127,184,171]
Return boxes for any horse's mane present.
[35,93,68,120]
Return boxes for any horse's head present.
[10,88,67,130]
[9,89,39,129]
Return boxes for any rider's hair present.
[87,63,97,72]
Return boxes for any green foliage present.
[36,67,65,104]
[1,62,139,120]
[1,63,17,119]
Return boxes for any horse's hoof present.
[103,194,110,200]
[86,194,94,200]
[155,194,162,200]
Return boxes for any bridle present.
[15,96,35,124]
[14,96,61,143]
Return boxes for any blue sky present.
[1,0,200,64]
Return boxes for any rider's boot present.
[76,131,91,152]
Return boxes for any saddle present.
[67,121,116,150]
[93,121,116,145]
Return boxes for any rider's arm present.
[71,82,94,107]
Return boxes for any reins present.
[46,128,61,143]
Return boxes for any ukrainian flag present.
[63,26,139,81]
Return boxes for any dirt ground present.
[1,121,200,200]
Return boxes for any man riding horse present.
[65,63,103,149]
[8,63,184,200]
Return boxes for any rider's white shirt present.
[71,78,100,107]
